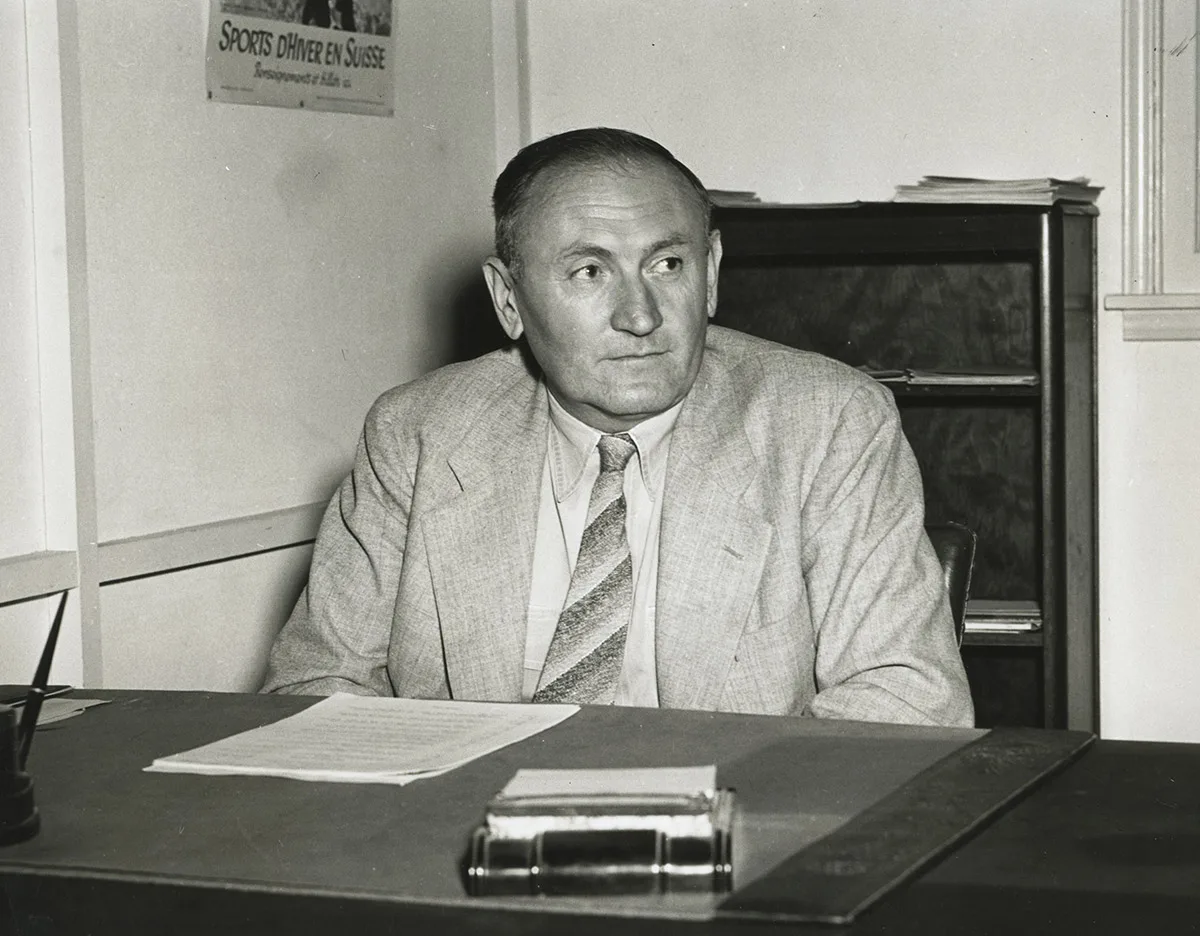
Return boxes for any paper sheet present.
[36,697,110,726]
[144,694,578,785]
[501,765,717,798]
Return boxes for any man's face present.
[484,160,722,433]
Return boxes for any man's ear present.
[705,229,723,320]
[482,257,524,340]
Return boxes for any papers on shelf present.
[708,189,762,206]
[894,175,1103,205]
[965,599,1042,633]
[907,366,1039,387]
[965,621,1042,634]
[859,366,1039,387]
[144,694,578,785]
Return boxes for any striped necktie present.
[533,433,637,704]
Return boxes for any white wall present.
[0,2,44,562]
[3,0,499,692]
[80,1,495,541]
[1100,339,1200,741]
[1,0,82,686]
[84,0,497,690]
[1096,2,1200,742]
[521,0,1200,743]
[1,0,50,680]
[523,0,1120,208]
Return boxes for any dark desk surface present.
[1,691,1198,935]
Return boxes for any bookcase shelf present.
[713,201,1098,731]
[962,631,1045,649]
[885,382,1041,399]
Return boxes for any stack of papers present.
[0,685,109,727]
[488,765,720,836]
[35,697,109,726]
[145,694,577,785]
[965,599,1043,633]
[894,176,1103,205]
[906,366,1039,387]
[859,366,1039,387]
[709,189,762,206]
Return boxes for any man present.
[262,128,973,726]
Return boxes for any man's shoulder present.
[704,325,883,403]
[696,328,905,482]
[366,344,535,436]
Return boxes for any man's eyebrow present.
[554,243,617,265]
[645,233,698,254]
[554,233,700,265]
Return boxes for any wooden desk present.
[1,691,1196,934]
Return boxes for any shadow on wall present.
[244,542,318,692]
[448,268,509,363]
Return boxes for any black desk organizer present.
[467,787,736,896]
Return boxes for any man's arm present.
[261,395,410,696]
[799,381,974,727]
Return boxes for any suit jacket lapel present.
[423,370,548,702]
[656,350,773,710]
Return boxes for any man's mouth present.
[610,350,666,360]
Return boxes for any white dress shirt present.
[522,392,681,705]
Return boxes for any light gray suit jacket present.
[263,326,974,727]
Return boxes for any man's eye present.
[653,256,683,273]
[571,264,602,280]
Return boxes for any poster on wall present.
[206,1,394,117]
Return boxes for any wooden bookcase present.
[712,202,1098,731]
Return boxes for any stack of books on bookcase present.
[964,599,1042,634]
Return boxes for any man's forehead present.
[520,160,708,246]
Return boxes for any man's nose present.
[611,275,662,336]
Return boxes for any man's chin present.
[594,389,688,429]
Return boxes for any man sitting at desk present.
[262,127,973,727]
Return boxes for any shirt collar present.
[546,390,682,503]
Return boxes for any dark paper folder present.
[467,767,735,896]
[0,686,72,708]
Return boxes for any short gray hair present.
[491,127,712,277]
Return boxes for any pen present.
[18,590,69,770]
